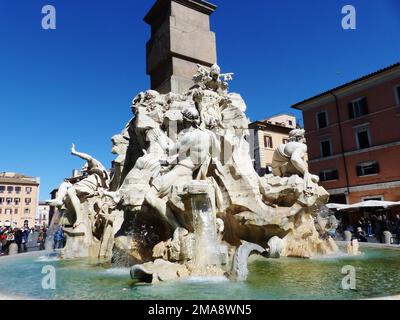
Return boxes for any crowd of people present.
[339,213,400,244]
[0,222,33,255]
[0,223,66,256]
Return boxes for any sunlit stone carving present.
[53,63,338,280]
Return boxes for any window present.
[348,97,369,119]
[0,198,4,204]
[320,139,332,157]
[14,209,18,214]
[288,120,293,126]
[14,198,20,205]
[319,169,339,182]
[0,186,4,193]
[6,198,12,205]
[5,209,12,215]
[395,85,400,105]
[24,208,30,215]
[355,127,371,149]
[25,198,31,205]
[15,186,21,194]
[7,186,13,194]
[0,209,2,214]
[25,187,32,194]
[362,196,384,201]
[316,111,328,129]
[356,161,379,176]
[264,135,273,148]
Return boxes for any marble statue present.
[145,107,220,229]
[67,144,110,230]
[272,128,319,191]
[109,129,130,191]
[192,63,233,94]
[52,63,338,280]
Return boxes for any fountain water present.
[44,209,64,251]
[189,184,219,268]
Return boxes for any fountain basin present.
[0,244,399,300]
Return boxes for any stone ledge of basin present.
[366,295,400,300]
[335,240,400,250]
[0,293,34,300]
[365,295,400,300]
[0,249,52,261]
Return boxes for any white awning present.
[326,200,400,211]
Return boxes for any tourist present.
[37,227,47,251]
[0,227,8,254]
[21,223,30,252]
[382,215,392,233]
[345,224,354,233]
[53,226,65,250]
[365,219,372,237]
[371,214,377,236]
[394,214,400,245]
[5,229,15,253]
[14,228,23,253]
[356,218,365,232]
[355,227,368,243]
[375,215,383,243]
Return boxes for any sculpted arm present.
[71,143,96,165]
[149,129,177,154]
[159,132,192,160]
[289,144,308,176]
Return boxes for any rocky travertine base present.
[130,259,226,284]
[259,174,338,258]
[281,215,338,258]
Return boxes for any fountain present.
[38,58,341,285]
[1,0,399,301]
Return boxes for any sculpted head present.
[131,92,144,114]
[182,107,200,127]
[111,134,129,155]
[144,90,159,101]
[210,63,221,80]
[288,129,306,143]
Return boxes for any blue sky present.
[0,0,399,199]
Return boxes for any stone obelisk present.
[144,0,217,94]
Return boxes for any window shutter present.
[374,162,380,174]
[356,165,362,176]
[397,87,400,103]
[361,97,369,115]
[348,102,354,119]
[317,112,327,128]
[333,170,339,180]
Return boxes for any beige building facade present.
[36,202,50,227]
[0,172,39,228]
[249,114,297,176]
